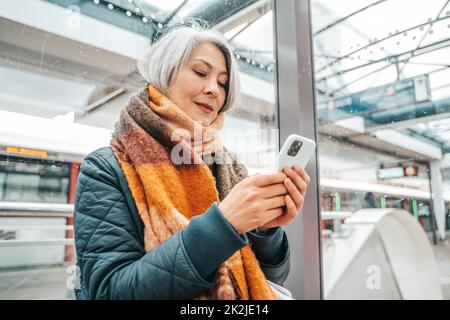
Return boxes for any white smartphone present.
[272,134,316,172]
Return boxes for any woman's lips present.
[195,102,213,113]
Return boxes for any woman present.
[74,24,310,300]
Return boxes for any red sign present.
[403,165,418,177]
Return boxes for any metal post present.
[273,0,322,299]
[430,160,446,241]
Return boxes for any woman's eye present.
[218,82,226,88]
[194,71,206,77]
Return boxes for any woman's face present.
[167,42,228,126]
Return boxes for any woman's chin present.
[193,114,212,126]
[195,118,211,126]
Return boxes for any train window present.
[0,156,70,203]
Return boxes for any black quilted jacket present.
[74,147,290,299]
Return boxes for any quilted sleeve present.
[247,227,291,285]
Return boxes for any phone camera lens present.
[288,140,302,156]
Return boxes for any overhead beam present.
[366,97,450,130]
[0,0,151,60]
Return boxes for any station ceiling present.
[1,0,450,160]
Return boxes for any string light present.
[94,1,277,75]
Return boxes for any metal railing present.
[0,202,75,247]
[0,202,74,217]
[321,211,353,239]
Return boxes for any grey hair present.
[137,24,240,112]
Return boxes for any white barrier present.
[323,208,442,299]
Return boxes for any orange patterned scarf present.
[110,84,275,300]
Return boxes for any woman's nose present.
[204,80,219,97]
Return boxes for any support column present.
[430,160,446,241]
[274,0,322,299]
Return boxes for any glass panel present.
[219,2,278,174]
[311,0,450,300]
[312,0,382,32]
[141,0,185,12]
[0,0,277,299]
[314,0,450,96]
[109,0,185,22]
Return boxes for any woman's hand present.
[257,165,310,231]
[218,172,288,234]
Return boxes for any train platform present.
[1,232,449,300]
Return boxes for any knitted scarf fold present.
[110,84,275,300]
